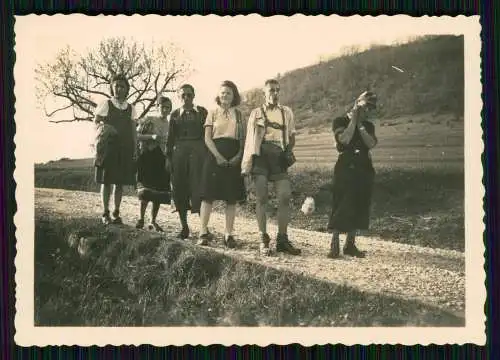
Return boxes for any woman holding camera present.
[327,91,378,259]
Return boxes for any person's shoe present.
[197,233,212,246]
[101,212,111,225]
[343,243,366,258]
[276,233,301,255]
[148,222,164,233]
[259,233,271,256]
[327,235,340,258]
[111,210,123,225]
[224,235,236,249]
[177,226,190,239]
[135,218,145,229]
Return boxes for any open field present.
[35,188,465,326]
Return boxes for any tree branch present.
[130,72,154,104]
[73,84,110,99]
[137,70,180,119]
[37,37,191,126]
[44,103,73,117]
[48,115,94,123]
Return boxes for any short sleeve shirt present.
[332,116,376,153]
[95,98,138,120]
[204,107,239,140]
[138,115,170,154]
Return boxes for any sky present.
[14,14,473,163]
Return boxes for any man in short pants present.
[241,79,301,256]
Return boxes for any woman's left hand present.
[227,156,241,167]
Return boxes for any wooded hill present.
[240,35,464,129]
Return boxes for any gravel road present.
[35,188,465,317]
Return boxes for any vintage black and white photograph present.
[14,14,484,346]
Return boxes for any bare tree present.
[35,37,191,123]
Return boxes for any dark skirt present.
[327,152,375,232]
[136,147,171,204]
[200,138,246,203]
[171,140,206,213]
[95,148,136,186]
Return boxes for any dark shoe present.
[177,227,190,239]
[111,210,123,225]
[259,233,271,256]
[276,233,301,255]
[148,222,164,233]
[101,212,111,225]
[197,233,212,246]
[327,235,340,258]
[135,219,144,229]
[343,244,366,258]
[224,235,236,249]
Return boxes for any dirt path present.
[35,188,465,317]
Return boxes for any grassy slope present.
[35,214,464,326]
[239,35,464,129]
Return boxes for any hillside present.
[240,35,464,129]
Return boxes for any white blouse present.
[204,107,239,140]
[95,98,138,120]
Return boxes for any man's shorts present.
[251,141,288,181]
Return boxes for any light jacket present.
[241,104,296,175]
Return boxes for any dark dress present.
[327,116,376,232]
[94,100,136,185]
[199,109,246,204]
[136,120,171,204]
[166,106,208,214]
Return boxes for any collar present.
[111,97,129,110]
[218,105,235,114]
[263,103,282,111]
[179,105,199,116]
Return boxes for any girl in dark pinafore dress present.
[327,91,378,258]
[135,96,172,232]
[94,74,137,225]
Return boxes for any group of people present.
[94,73,378,258]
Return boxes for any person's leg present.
[275,178,292,235]
[254,175,269,235]
[223,202,237,248]
[199,200,212,235]
[148,201,164,232]
[344,230,366,258]
[151,201,160,222]
[100,184,112,224]
[171,146,190,238]
[328,230,340,258]
[136,200,147,229]
[274,177,301,255]
[177,210,190,238]
[254,174,272,254]
[112,185,123,224]
[225,202,236,237]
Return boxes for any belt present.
[340,149,368,155]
